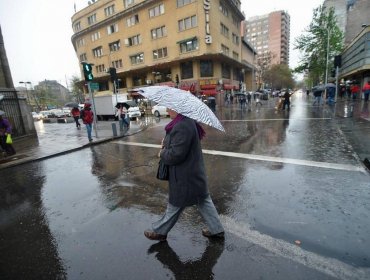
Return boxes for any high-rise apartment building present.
[71,0,257,97]
[243,11,290,65]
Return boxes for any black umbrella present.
[65,102,79,108]
[116,100,137,109]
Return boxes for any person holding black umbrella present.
[71,107,81,129]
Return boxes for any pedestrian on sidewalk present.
[350,83,360,100]
[0,112,16,156]
[362,81,370,102]
[80,103,94,142]
[70,107,81,129]
[115,104,129,131]
[144,108,224,242]
[313,84,324,106]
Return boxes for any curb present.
[0,124,150,170]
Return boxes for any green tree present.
[257,51,274,90]
[70,75,85,103]
[264,64,295,90]
[294,5,343,85]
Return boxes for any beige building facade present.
[71,0,256,99]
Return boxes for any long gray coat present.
[160,117,209,207]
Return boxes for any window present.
[93,46,103,57]
[177,0,195,8]
[151,26,167,39]
[232,33,239,45]
[126,14,139,27]
[232,16,240,29]
[95,64,105,73]
[104,5,115,16]
[233,68,240,81]
[149,3,164,18]
[87,14,97,25]
[130,53,144,65]
[233,52,239,60]
[109,40,120,52]
[76,38,85,48]
[74,22,81,32]
[112,59,123,68]
[126,34,141,46]
[219,2,228,17]
[107,23,118,34]
[153,47,168,59]
[178,15,197,31]
[180,61,193,79]
[179,37,198,53]
[220,23,229,38]
[79,53,87,62]
[91,32,101,42]
[221,44,229,56]
[221,63,231,79]
[124,0,134,8]
[200,60,213,77]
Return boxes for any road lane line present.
[112,141,365,172]
[221,216,370,280]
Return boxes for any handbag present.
[6,134,12,144]
[156,160,169,180]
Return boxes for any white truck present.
[92,94,141,121]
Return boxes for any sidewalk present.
[0,117,153,170]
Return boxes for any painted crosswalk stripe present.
[221,216,370,280]
[112,141,365,172]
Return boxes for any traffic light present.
[82,62,94,81]
[109,67,117,82]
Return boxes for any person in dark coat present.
[144,109,224,241]
[0,113,16,156]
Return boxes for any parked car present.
[49,109,66,118]
[32,112,43,121]
[152,105,168,117]
[39,110,53,119]
[123,100,141,120]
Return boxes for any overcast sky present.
[0,0,323,88]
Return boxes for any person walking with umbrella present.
[70,106,81,129]
[80,103,94,142]
[0,111,16,156]
[362,81,370,102]
[139,86,225,241]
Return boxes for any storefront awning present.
[201,89,217,95]
[200,84,217,90]
[176,36,197,44]
[223,84,234,90]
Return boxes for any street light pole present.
[325,28,330,87]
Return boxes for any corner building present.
[71,0,255,100]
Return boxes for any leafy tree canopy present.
[294,5,343,85]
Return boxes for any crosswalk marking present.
[222,216,370,280]
[112,141,365,172]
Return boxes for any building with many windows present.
[243,10,290,65]
[71,0,256,101]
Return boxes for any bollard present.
[111,122,117,137]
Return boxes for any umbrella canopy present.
[137,86,225,132]
[116,100,137,109]
[326,82,336,88]
[64,102,79,108]
[234,92,247,96]
[0,110,5,116]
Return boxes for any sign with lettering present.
[204,0,212,44]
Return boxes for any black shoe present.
[202,229,224,239]
[144,230,167,241]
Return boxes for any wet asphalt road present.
[0,92,369,280]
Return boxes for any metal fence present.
[0,88,25,137]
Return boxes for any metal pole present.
[325,28,330,86]
[335,66,339,103]
[87,81,98,138]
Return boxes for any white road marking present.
[112,141,365,172]
[221,216,370,280]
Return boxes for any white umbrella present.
[137,86,225,132]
